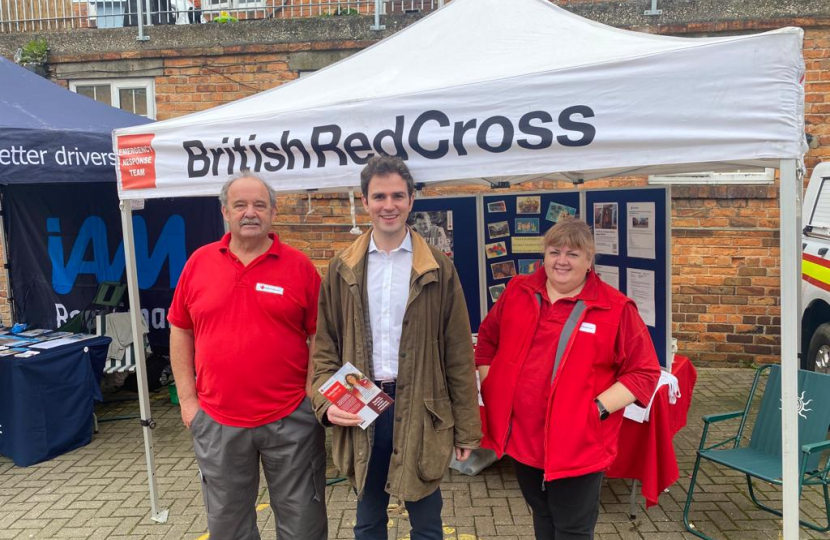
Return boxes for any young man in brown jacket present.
[312,156,481,540]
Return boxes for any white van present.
[801,162,830,374]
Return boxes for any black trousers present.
[513,460,604,540]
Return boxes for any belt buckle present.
[376,379,395,393]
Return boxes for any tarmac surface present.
[1,366,828,540]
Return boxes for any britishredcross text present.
[183,106,596,178]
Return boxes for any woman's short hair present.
[543,218,595,260]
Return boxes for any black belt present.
[374,380,396,394]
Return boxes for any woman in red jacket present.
[476,218,660,540]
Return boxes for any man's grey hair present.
[219,171,277,209]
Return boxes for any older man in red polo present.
[169,172,325,540]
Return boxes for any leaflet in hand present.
[318,362,394,430]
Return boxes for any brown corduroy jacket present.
[311,229,481,501]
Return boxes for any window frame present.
[648,168,775,185]
[69,78,156,120]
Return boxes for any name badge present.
[256,283,284,295]
[579,322,596,334]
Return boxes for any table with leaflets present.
[0,331,112,466]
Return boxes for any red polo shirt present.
[168,233,321,428]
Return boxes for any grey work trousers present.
[190,398,327,540]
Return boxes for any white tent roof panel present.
[113,0,806,199]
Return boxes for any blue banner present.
[3,183,223,349]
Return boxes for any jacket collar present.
[337,228,439,286]
[519,266,611,309]
[368,230,413,255]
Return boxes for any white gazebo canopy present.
[113,0,805,198]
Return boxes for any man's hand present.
[326,404,363,426]
[180,396,201,429]
[455,447,472,462]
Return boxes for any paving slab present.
[1,367,827,539]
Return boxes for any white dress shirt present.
[367,231,413,381]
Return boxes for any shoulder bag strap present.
[534,294,587,384]
[551,300,586,385]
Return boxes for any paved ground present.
[1,367,828,540]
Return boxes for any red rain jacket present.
[476,269,660,481]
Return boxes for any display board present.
[410,187,670,367]
[480,191,581,311]
[585,187,671,367]
[411,195,482,332]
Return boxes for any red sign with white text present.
[117,134,156,190]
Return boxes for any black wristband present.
[595,398,610,421]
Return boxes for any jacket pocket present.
[332,428,356,479]
[418,397,455,481]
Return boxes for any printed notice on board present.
[626,268,656,327]
[594,265,620,290]
[593,203,619,256]
[511,237,544,254]
[627,202,656,260]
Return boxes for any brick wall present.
[3,12,829,365]
[154,53,299,119]
[670,186,781,366]
[805,31,830,172]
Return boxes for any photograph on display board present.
[514,218,539,234]
[487,201,507,213]
[593,202,619,255]
[545,202,577,223]
[409,211,454,260]
[516,196,541,214]
[488,220,510,239]
[485,241,508,259]
[491,261,517,280]
[594,203,618,230]
[518,259,543,275]
[489,284,506,303]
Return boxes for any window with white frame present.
[648,168,775,185]
[69,78,156,119]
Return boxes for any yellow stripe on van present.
[804,257,830,287]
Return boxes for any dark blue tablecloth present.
[0,336,112,466]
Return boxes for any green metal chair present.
[683,365,830,540]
